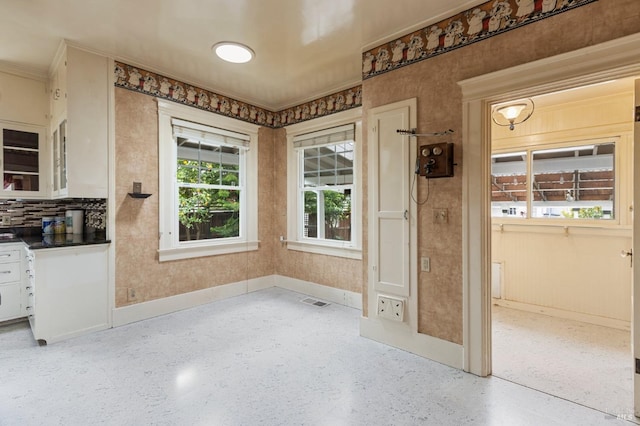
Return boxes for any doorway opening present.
[460,33,640,418]
[488,78,635,413]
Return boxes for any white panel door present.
[371,105,411,297]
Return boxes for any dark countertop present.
[0,227,110,250]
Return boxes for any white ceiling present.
[0,0,485,110]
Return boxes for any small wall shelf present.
[127,192,152,199]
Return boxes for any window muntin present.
[176,138,242,241]
[491,141,615,220]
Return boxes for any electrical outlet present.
[377,296,389,317]
[421,257,430,272]
[127,287,137,301]
[377,295,405,322]
[1,215,10,226]
[432,208,448,224]
[390,299,404,321]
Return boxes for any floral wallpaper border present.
[362,0,598,80]
[114,61,361,128]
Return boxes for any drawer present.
[0,250,20,264]
[0,262,20,284]
[0,282,22,321]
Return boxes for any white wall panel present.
[492,226,631,321]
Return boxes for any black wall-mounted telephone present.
[418,142,454,178]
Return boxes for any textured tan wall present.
[114,88,275,307]
[271,128,364,294]
[362,0,640,344]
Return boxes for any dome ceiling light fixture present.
[212,42,255,64]
[491,98,535,131]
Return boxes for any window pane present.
[323,188,351,241]
[177,138,239,186]
[302,189,351,242]
[531,142,614,219]
[178,187,240,241]
[177,159,199,184]
[304,191,318,238]
[491,152,527,218]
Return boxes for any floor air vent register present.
[301,297,330,307]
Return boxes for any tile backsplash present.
[0,199,107,230]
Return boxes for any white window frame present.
[286,108,362,259]
[158,100,259,262]
[491,136,622,226]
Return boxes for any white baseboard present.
[493,298,630,331]
[273,275,362,309]
[359,316,463,370]
[112,275,361,327]
[112,276,274,327]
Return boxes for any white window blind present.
[293,124,355,149]
[172,118,250,148]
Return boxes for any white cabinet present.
[25,244,109,344]
[0,122,46,197]
[49,44,108,198]
[0,244,26,321]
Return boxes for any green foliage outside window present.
[177,155,240,241]
[304,190,351,240]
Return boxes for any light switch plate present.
[432,208,448,224]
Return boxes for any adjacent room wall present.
[491,89,634,326]
[361,0,640,345]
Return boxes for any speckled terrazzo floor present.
[492,305,634,422]
[0,288,632,425]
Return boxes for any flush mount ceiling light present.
[491,98,535,131]
[212,42,255,64]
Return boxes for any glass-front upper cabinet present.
[51,119,67,196]
[0,123,44,196]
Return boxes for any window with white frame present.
[286,109,362,259]
[491,140,616,220]
[297,125,354,242]
[174,119,246,242]
[158,101,258,262]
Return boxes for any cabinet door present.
[0,122,45,197]
[0,282,22,321]
[59,120,67,192]
[51,120,68,196]
[52,128,59,192]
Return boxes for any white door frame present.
[459,33,640,378]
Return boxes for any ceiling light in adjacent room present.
[212,42,255,63]
[491,98,535,131]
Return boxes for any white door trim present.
[458,32,640,377]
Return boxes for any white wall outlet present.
[377,295,405,322]
[390,299,404,321]
[1,215,10,226]
[377,295,389,317]
[421,256,430,272]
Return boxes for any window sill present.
[286,240,362,260]
[158,240,259,262]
